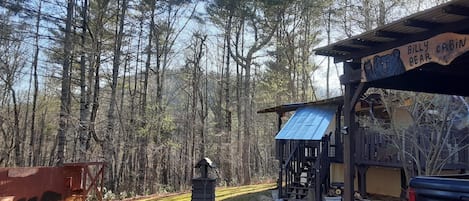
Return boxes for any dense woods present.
[0,0,454,197]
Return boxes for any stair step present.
[289,184,314,188]
[291,181,307,185]
[294,175,311,178]
[289,183,312,188]
[288,186,309,191]
[293,177,311,180]
[287,193,308,199]
[287,191,308,196]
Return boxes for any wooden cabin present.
[312,0,469,200]
[258,96,469,200]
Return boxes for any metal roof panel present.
[275,106,336,140]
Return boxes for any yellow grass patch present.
[139,183,275,201]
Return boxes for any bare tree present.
[77,0,89,163]
[105,0,128,191]
[28,0,43,166]
[227,0,284,184]
[0,0,358,196]
[88,0,109,158]
[361,91,469,183]
[0,31,26,167]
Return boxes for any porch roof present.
[313,0,469,63]
[275,106,336,141]
[257,96,343,114]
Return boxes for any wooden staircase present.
[279,137,331,200]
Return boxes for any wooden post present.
[277,112,283,133]
[357,165,368,197]
[276,112,284,198]
[278,140,284,198]
[400,168,407,199]
[342,62,366,201]
[343,81,356,201]
[336,105,343,160]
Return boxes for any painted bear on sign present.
[363,49,406,81]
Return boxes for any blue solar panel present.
[275,106,336,140]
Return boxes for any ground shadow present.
[220,189,272,201]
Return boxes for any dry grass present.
[137,183,276,201]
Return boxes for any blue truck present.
[409,175,469,201]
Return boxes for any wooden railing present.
[354,129,469,170]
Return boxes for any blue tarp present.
[275,106,336,140]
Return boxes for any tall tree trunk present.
[234,21,243,184]
[116,50,130,191]
[56,0,74,166]
[124,13,143,193]
[38,109,47,166]
[24,75,31,166]
[30,0,42,166]
[189,39,198,178]
[11,86,21,166]
[363,0,372,31]
[88,0,108,158]
[242,60,252,185]
[184,96,192,187]
[216,37,225,180]
[106,0,128,191]
[378,0,386,27]
[223,13,233,183]
[137,1,154,194]
[229,9,280,184]
[78,0,89,162]
[194,35,207,159]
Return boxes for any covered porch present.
[314,0,469,200]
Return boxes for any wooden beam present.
[343,81,356,201]
[340,67,362,85]
[350,83,367,113]
[404,19,442,29]
[315,49,348,57]
[339,17,469,62]
[277,112,283,133]
[443,5,469,17]
[358,165,369,198]
[374,30,409,39]
[332,45,361,53]
[335,105,343,161]
[278,140,284,198]
[343,62,368,201]
[351,39,383,47]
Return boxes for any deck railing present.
[355,129,469,170]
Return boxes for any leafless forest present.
[0,0,452,197]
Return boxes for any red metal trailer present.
[0,162,105,201]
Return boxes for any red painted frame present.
[0,162,105,201]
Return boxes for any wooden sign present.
[361,32,469,82]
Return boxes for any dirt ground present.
[364,194,402,201]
